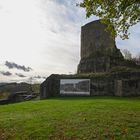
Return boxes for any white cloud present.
[0,0,139,83]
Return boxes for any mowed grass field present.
[0,97,140,140]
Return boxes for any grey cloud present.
[33,76,46,79]
[34,75,41,79]
[0,71,12,76]
[5,61,32,72]
[15,73,26,78]
[50,28,58,34]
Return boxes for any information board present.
[60,79,90,95]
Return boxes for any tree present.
[80,0,140,39]
[122,49,140,65]
[132,52,140,65]
[122,49,132,60]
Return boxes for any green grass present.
[0,97,140,140]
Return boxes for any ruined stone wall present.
[40,20,140,99]
[40,75,60,99]
[81,20,115,59]
[40,72,140,99]
[115,79,140,96]
[78,20,124,74]
[40,74,114,99]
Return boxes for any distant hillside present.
[0,83,40,99]
[0,83,7,86]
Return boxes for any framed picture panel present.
[60,79,90,95]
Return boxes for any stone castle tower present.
[78,20,124,73]
[40,20,140,99]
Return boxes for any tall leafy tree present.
[80,0,140,39]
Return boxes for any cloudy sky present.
[0,0,140,83]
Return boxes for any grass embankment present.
[0,97,140,140]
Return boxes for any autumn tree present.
[80,0,140,39]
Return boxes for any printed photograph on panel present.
[60,79,90,95]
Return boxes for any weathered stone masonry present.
[40,72,140,99]
[40,20,140,98]
[78,20,124,73]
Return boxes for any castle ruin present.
[78,20,124,73]
[40,20,140,99]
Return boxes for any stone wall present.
[40,20,140,98]
[80,20,115,59]
[78,20,124,74]
[115,79,140,96]
[40,72,140,99]
[40,74,60,99]
[40,74,114,99]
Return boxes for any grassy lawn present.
[0,97,140,140]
